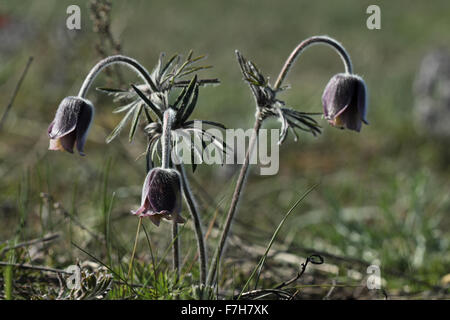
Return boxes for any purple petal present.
[173,212,186,224]
[58,131,76,153]
[322,74,353,119]
[141,169,159,206]
[48,97,82,139]
[147,214,161,226]
[134,168,183,226]
[131,205,147,216]
[148,169,181,214]
[322,76,339,118]
[75,100,94,155]
[341,85,362,132]
[342,107,362,132]
[140,211,165,226]
[48,121,55,135]
[356,78,369,124]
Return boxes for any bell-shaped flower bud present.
[132,168,185,227]
[48,96,94,155]
[322,73,368,132]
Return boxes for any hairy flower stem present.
[77,54,207,281]
[161,109,175,169]
[161,108,181,277]
[207,36,353,286]
[274,35,353,90]
[78,55,156,99]
[176,163,207,285]
[207,113,262,285]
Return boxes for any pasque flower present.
[48,96,94,155]
[322,73,368,132]
[208,37,367,285]
[132,167,185,226]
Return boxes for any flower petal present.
[75,100,95,155]
[148,169,181,214]
[322,73,368,132]
[322,74,353,119]
[147,214,162,226]
[141,169,158,206]
[59,131,76,153]
[322,76,339,118]
[134,168,183,225]
[48,97,82,139]
[49,138,64,151]
[131,205,147,216]
[342,106,362,132]
[356,78,369,124]
[173,212,186,224]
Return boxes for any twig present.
[235,288,293,300]
[56,273,65,299]
[89,0,124,86]
[1,233,60,254]
[0,56,33,131]
[274,254,324,290]
[0,261,70,274]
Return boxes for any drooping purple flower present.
[48,96,94,155]
[132,168,185,227]
[322,73,368,132]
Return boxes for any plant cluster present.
[47,35,368,296]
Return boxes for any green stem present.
[127,217,142,282]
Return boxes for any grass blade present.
[238,184,318,299]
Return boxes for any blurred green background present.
[0,0,449,299]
